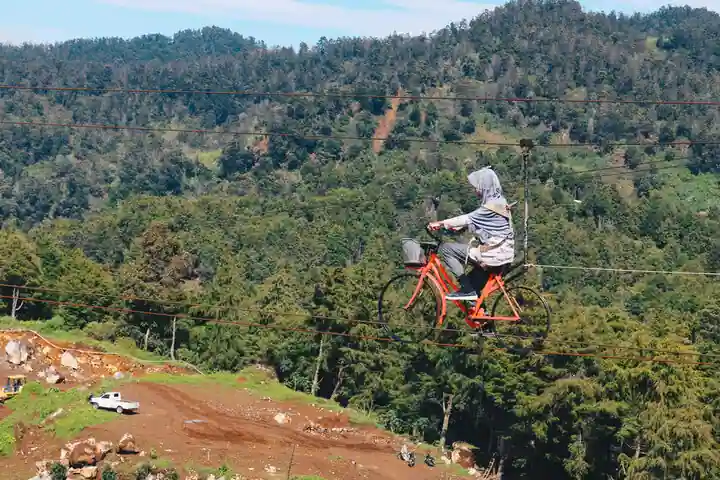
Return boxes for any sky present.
[0,0,717,48]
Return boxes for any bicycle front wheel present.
[378,272,442,343]
[489,286,551,339]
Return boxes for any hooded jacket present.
[441,167,514,244]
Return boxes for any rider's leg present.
[467,267,491,312]
[438,242,478,301]
[468,267,490,293]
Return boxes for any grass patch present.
[662,170,720,212]
[0,382,116,456]
[196,149,222,169]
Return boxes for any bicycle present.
[377,226,551,343]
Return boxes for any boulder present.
[450,441,476,469]
[61,351,79,370]
[78,466,98,479]
[67,439,97,467]
[45,367,64,384]
[44,372,65,385]
[95,441,114,461]
[273,412,290,424]
[35,460,52,477]
[5,339,29,364]
[59,447,70,466]
[117,433,139,454]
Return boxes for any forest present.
[0,0,719,478]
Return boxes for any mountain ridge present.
[0,1,718,478]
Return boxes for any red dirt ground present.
[5,379,467,480]
[371,88,403,154]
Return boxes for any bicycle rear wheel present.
[378,272,442,343]
[489,286,551,339]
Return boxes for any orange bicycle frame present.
[404,251,522,330]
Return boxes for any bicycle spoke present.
[378,273,441,343]
[490,286,551,340]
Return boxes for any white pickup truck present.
[87,392,140,414]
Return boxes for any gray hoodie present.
[442,167,514,243]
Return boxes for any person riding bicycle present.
[427,166,514,302]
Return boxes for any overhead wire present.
[0,120,705,274]
[0,86,715,359]
[515,165,719,276]
[1,293,714,366]
[3,84,720,106]
[526,264,720,276]
[0,113,697,185]
[0,119,717,149]
[1,283,717,364]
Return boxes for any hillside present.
[0,0,719,479]
[0,328,471,480]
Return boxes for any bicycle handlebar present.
[424,224,463,243]
[425,225,442,243]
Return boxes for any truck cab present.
[88,391,140,414]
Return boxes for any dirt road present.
[8,380,464,479]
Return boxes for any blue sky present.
[0,0,713,47]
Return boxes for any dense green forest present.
[1,0,719,478]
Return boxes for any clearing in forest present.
[372,89,404,154]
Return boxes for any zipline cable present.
[4,84,720,107]
[1,119,718,149]
[526,264,720,276]
[1,285,716,364]
[2,293,712,366]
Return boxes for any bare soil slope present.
[1,330,471,480]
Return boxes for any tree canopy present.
[0,1,719,478]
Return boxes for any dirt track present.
[7,379,464,479]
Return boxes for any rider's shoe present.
[447,291,478,301]
[447,274,478,301]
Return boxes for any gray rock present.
[61,351,79,370]
[6,340,29,365]
[45,366,64,384]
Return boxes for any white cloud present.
[0,26,67,45]
[98,0,498,37]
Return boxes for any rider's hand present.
[427,222,443,231]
